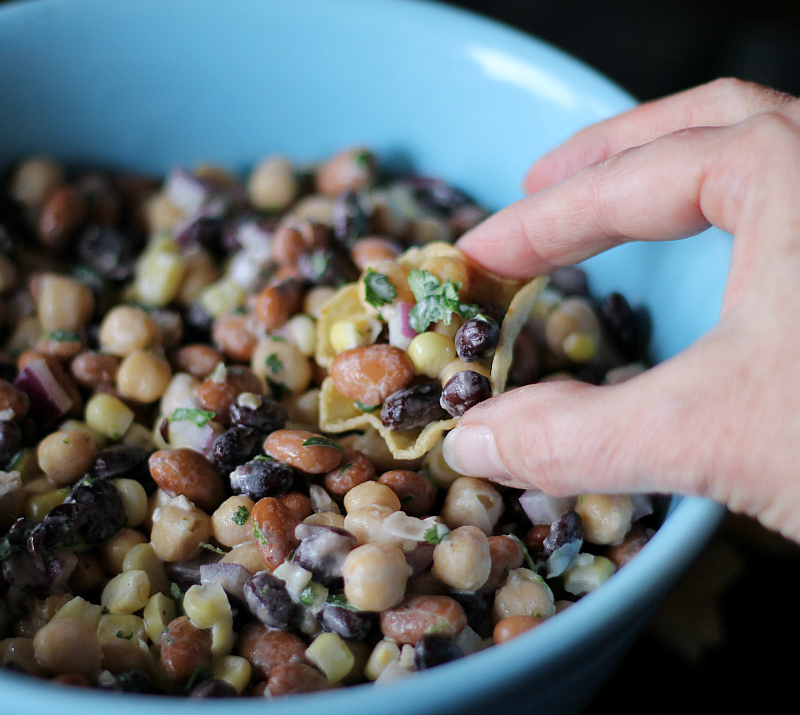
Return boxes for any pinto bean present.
[251,496,301,570]
[329,345,414,406]
[148,449,226,512]
[379,594,466,645]
[264,430,343,474]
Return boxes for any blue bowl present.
[0,1,727,713]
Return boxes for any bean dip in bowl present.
[0,1,728,714]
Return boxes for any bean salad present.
[0,149,656,698]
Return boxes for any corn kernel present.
[212,655,252,693]
[123,542,170,595]
[563,553,616,595]
[305,632,355,684]
[329,315,381,354]
[284,313,318,357]
[183,583,232,629]
[407,332,456,378]
[135,239,186,307]
[562,332,597,363]
[198,278,246,319]
[121,421,156,452]
[97,614,147,644]
[211,620,235,657]
[143,593,176,645]
[25,488,69,522]
[113,478,148,528]
[53,596,102,630]
[85,393,135,440]
[101,570,151,614]
[365,639,401,681]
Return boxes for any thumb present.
[441,351,718,499]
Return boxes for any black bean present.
[64,477,127,544]
[182,303,213,344]
[291,524,356,588]
[455,316,500,362]
[598,292,640,361]
[229,397,287,435]
[211,425,262,475]
[0,360,18,383]
[449,591,490,637]
[542,510,583,578]
[318,603,373,640]
[413,634,463,670]
[98,669,156,694]
[188,679,238,698]
[408,177,473,216]
[91,444,155,492]
[332,190,370,250]
[243,571,296,629]
[76,224,143,282]
[230,458,294,500]
[550,266,589,296]
[174,216,225,256]
[0,194,28,256]
[2,553,46,593]
[381,381,448,431]
[297,247,358,287]
[0,419,22,467]
[440,371,492,417]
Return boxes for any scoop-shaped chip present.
[317,243,548,459]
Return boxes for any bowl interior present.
[0,0,727,713]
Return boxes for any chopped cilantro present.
[354,400,380,413]
[299,586,315,607]
[201,542,225,554]
[326,593,360,610]
[171,407,215,428]
[170,582,184,603]
[406,269,481,333]
[423,523,451,545]
[402,494,415,503]
[115,630,133,640]
[47,329,80,342]
[508,533,536,571]
[233,505,250,525]
[183,664,213,693]
[254,454,275,461]
[265,353,284,375]
[302,436,344,451]
[362,268,397,308]
[266,377,289,401]
[253,522,270,547]
[338,462,354,476]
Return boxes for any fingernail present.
[442,425,510,479]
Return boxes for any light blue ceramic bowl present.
[0,0,727,713]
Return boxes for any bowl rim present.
[0,0,727,711]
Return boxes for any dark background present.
[443,1,800,713]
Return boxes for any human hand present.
[443,79,800,541]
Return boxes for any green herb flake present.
[338,462,354,477]
[170,582,184,603]
[183,664,213,693]
[254,454,275,461]
[201,542,225,554]
[233,505,250,525]
[265,353,284,375]
[508,533,536,572]
[423,523,451,545]
[354,401,380,413]
[326,593,360,611]
[115,630,133,640]
[302,436,344,451]
[0,538,16,561]
[407,269,481,333]
[171,407,216,428]
[362,268,397,308]
[300,586,315,607]
[402,494,415,503]
[47,330,81,342]
[253,522,270,547]
[266,377,290,401]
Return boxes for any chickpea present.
[379,594,466,645]
[150,504,212,562]
[574,494,634,545]
[251,496,301,570]
[116,349,172,403]
[212,313,257,363]
[329,344,415,406]
[350,237,402,271]
[70,351,120,388]
[176,249,221,305]
[31,274,95,334]
[378,470,436,516]
[432,525,491,591]
[407,332,456,379]
[303,512,346,529]
[100,527,148,575]
[439,358,491,386]
[323,449,376,497]
[247,156,298,212]
[544,297,602,363]
[342,542,411,611]
[493,615,543,645]
[170,344,224,378]
[148,449,226,512]
[160,616,213,681]
[419,256,470,298]
[36,428,97,486]
[264,429,343,474]
[492,568,555,624]
[212,495,256,547]
[236,624,308,681]
[69,552,105,594]
[10,156,64,211]
[101,637,155,676]
[220,541,269,574]
[33,617,102,678]
[440,476,503,535]
[98,305,161,356]
[343,504,397,546]
[316,147,376,198]
[251,336,312,396]
[343,480,400,513]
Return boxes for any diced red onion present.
[518,489,575,525]
[631,493,654,522]
[14,359,73,427]
[388,302,417,351]
[165,167,211,215]
[167,417,222,456]
[200,562,252,603]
